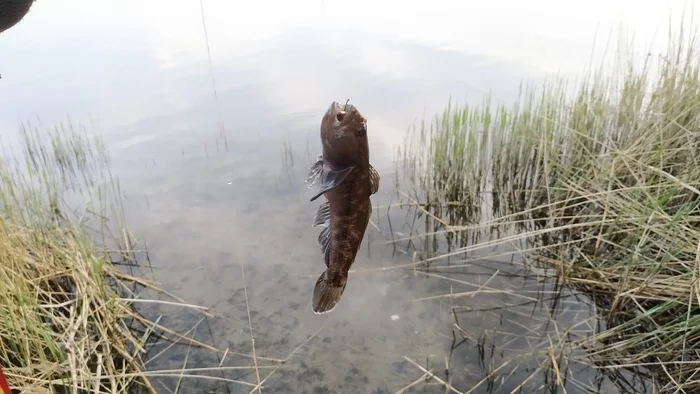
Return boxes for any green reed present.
[0,121,231,393]
[401,21,700,393]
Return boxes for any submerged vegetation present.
[399,24,700,393]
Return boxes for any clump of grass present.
[401,21,700,393]
[0,212,150,393]
[0,121,220,393]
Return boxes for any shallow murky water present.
[0,1,693,392]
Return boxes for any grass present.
[0,121,235,393]
[0,120,327,393]
[397,20,700,393]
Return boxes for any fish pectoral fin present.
[309,166,355,202]
[369,164,380,195]
[313,201,330,227]
[305,155,324,189]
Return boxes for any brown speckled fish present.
[306,101,380,314]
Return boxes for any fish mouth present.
[328,100,360,124]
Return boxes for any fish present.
[305,100,380,314]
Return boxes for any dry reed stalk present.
[398,19,700,393]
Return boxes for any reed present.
[400,21,700,393]
[0,121,222,393]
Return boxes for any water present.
[0,1,694,393]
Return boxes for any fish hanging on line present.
[305,100,380,314]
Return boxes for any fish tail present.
[312,271,347,314]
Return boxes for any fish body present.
[306,101,380,314]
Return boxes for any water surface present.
[0,1,694,392]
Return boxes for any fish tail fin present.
[312,271,347,314]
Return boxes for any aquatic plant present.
[400,20,700,393]
[0,122,230,393]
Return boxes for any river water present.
[0,1,693,393]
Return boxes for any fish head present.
[320,101,369,166]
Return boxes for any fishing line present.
[199,0,228,150]
[196,1,230,392]
[199,0,219,103]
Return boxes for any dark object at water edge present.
[0,0,35,34]
[306,101,380,314]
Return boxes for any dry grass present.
[398,20,700,393]
[0,121,239,393]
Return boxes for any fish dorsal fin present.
[324,242,331,267]
[309,165,354,202]
[369,164,380,195]
[313,201,330,227]
[317,225,331,267]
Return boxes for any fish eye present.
[336,112,345,122]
